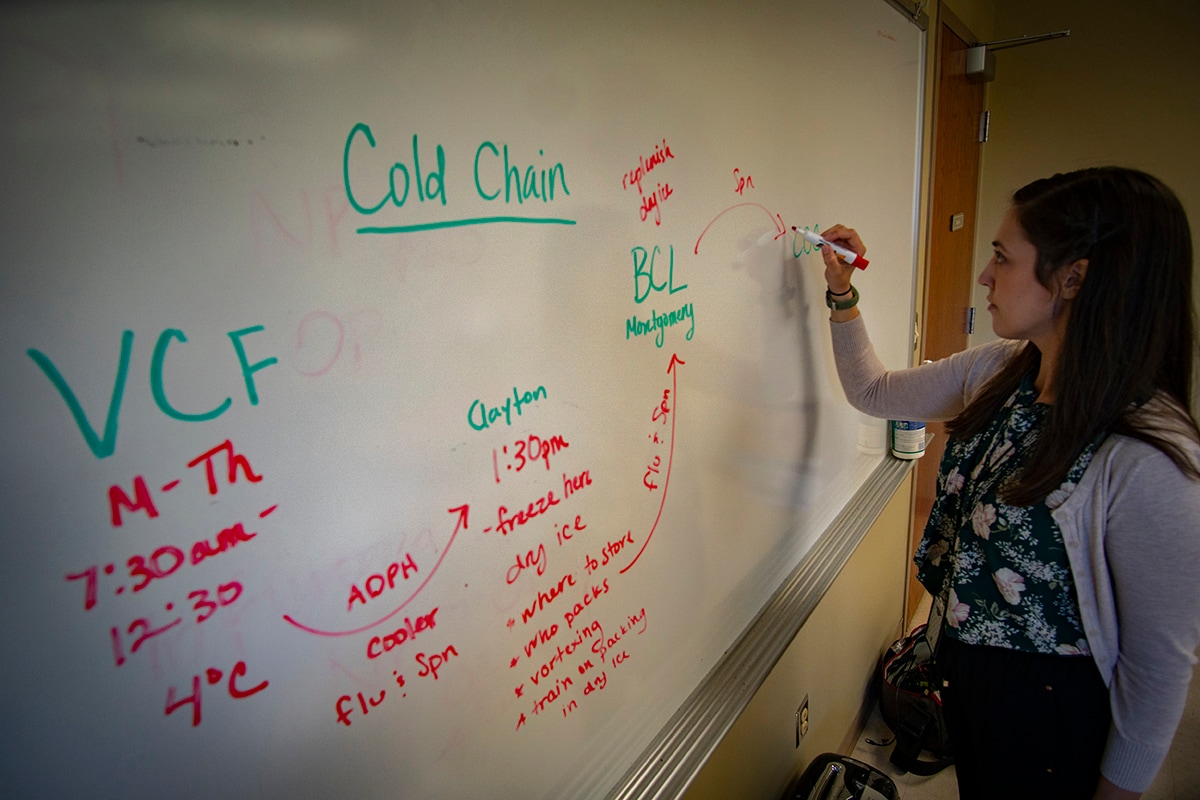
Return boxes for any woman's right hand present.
[818,224,867,295]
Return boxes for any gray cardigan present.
[831,315,1200,793]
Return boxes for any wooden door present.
[909,6,986,623]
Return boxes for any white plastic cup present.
[857,415,886,455]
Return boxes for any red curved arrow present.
[694,203,787,254]
[621,354,684,574]
[282,505,469,637]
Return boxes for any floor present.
[845,618,1200,799]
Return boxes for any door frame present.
[906,2,987,624]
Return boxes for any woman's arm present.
[1100,440,1200,793]
[817,225,1020,421]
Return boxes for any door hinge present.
[979,110,991,143]
[967,306,977,335]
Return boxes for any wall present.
[969,0,1200,378]
[681,473,911,800]
[940,0,994,43]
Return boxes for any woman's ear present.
[1059,258,1089,299]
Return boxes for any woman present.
[820,167,1200,799]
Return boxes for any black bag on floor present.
[878,605,954,776]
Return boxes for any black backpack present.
[878,617,954,775]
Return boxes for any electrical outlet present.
[795,695,809,747]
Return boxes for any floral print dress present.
[915,373,1102,656]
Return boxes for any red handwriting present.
[492,433,570,483]
[188,440,263,496]
[733,168,755,195]
[282,505,466,637]
[346,553,418,611]
[189,582,244,624]
[336,690,386,724]
[556,514,587,546]
[562,579,611,629]
[693,202,786,254]
[621,138,675,194]
[622,354,684,574]
[109,439,265,527]
[66,523,262,610]
[108,475,160,526]
[592,608,648,665]
[335,670,408,727]
[525,620,602,689]
[365,607,440,660]
[111,616,181,666]
[506,515,587,586]
[530,674,573,719]
[415,644,459,680]
[519,573,577,625]
[109,581,243,667]
[645,388,671,489]
[582,670,608,698]
[70,438,274,734]
[335,688,390,726]
[621,139,677,226]
[334,640,452,728]
[562,469,592,500]
[643,455,662,490]
[639,182,674,226]
[523,624,558,662]
[652,388,671,423]
[164,660,268,727]
[583,532,635,575]
[512,605,650,731]
[485,489,560,536]
[190,521,259,566]
[507,543,546,585]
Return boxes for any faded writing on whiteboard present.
[282,505,467,637]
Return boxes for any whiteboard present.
[0,1,922,797]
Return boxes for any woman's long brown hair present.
[946,167,1200,505]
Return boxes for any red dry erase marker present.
[792,227,869,269]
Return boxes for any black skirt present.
[940,635,1112,799]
